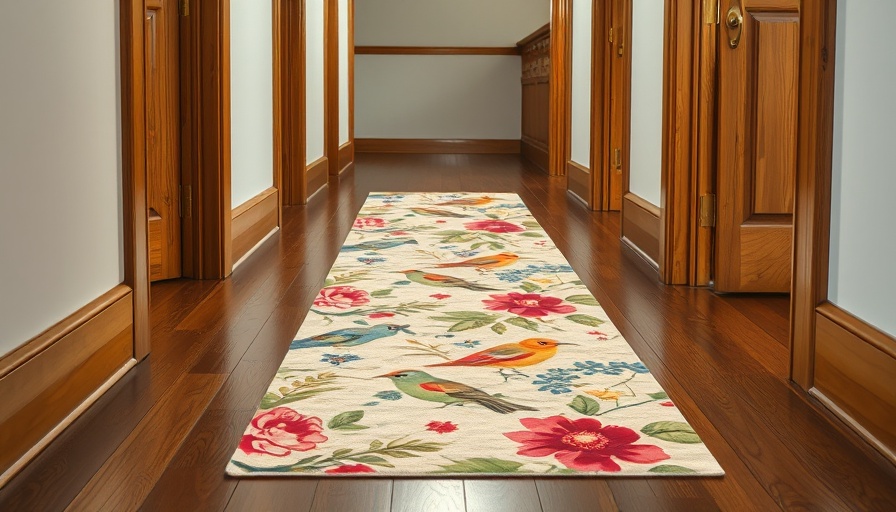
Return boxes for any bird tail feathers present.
[476,397,538,414]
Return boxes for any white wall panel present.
[339,0,350,145]
[306,0,325,162]
[570,0,593,166]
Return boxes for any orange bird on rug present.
[436,196,495,207]
[427,338,574,380]
[435,252,519,271]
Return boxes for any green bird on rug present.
[342,238,418,252]
[410,207,470,218]
[399,270,498,291]
[290,324,414,350]
[376,370,538,414]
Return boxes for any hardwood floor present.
[2,154,894,511]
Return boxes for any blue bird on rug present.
[290,324,415,350]
[341,238,418,252]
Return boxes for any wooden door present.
[714,0,798,292]
[145,0,182,281]
[606,0,629,211]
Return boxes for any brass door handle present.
[726,4,744,49]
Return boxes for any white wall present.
[570,0,593,167]
[356,56,522,139]
[231,0,274,207]
[355,0,549,47]
[628,0,664,206]
[306,0,325,163]
[0,1,123,354]
[355,0,549,140]
[829,0,896,336]
[339,0,350,145]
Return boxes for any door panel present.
[145,0,182,281]
[715,0,798,292]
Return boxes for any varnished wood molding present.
[517,23,551,48]
[306,156,329,200]
[355,46,521,56]
[356,139,521,154]
[232,188,280,265]
[521,139,549,172]
[621,192,661,269]
[812,301,896,464]
[566,160,591,207]
[549,0,571,176]
[337,140,354,175]
[0,286,135,485]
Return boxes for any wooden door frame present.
[588,0,611,210]
[550,0,572,177]
[325,0,338,175]
[281,0,307,205]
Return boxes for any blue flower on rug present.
[374,390,403,401]
[452,340,482,349]
[495,264,576,283]
[357,257,386,265]
[453,250,479,258]
[320,353,362,366]
[573,361,651,376]
[532,368,581,394]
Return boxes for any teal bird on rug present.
[376,370,538,414]
[399,270,498,291]
[290,324,414,350]
[341,238,418,252]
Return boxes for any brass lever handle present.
[726,4,744,49]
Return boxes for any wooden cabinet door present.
[714,0,799,292]
[145,0,182,281]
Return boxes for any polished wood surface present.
[338,140,354,175]
[355,46,520,56]
[622,192,660,269]
[145,0,182,282]
[355,139,521,154]
[715,0,798,293]
[232,188,280,265]
[519,25,550,173]
[325,0,338,175]
[306,156,329,199]
[566,160,591,207]
[2,155,894,511]
[549,0,571,176]
[280,0,307,206]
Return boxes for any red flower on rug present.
[463,220,524,233]
[354,217,386,229]
[430,293,451,300]
[660,401,676,407]
[325,464,376,474]
[482,292,576,318]
[504,416,669,472]
[426,421,458,434]
[314,286,371,309]
[368,312,395,319]
[239,408,328,457]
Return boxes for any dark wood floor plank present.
[391,480,466,512]
[223,480,317,512]
[309,480,392,512]
[464,479,541,512]
[535,480,618,512]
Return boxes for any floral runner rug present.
[227,192,724,477]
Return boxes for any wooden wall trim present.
[355,46,521,56]
[348,0,355,153]
[281,0,307,206]
[272,0,284,228]
[325,0,339,175]
[589,0,611,211]
[517,23,551,48]
[566,160,591,207]
[816,302,896,361]
[355,139,521,154]
[120,0,150,358]
[232,188,280,266]
[621,192,661,268]
[791,0,837,389]
[521,139,549,172]
[549,0,572,176]
[0,288,135,485]
[338,140,354,175]
[306,156,329,200]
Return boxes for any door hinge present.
[613,148,622,173]
[179,0,190,17]
[699,194,716,227]
[609,28,614,44]
[704,0,719,25]
[182,185,192,218]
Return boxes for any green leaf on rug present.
[370,289,393,297]
[260,392,282,409]
[449,319,493,332]
[369,440,383,450]
[506,316,540,331]
[332,448,353,458]
[522,221,542,228]
[471,242,488,250]
[349,455,394,467]
[436,458,526,473]
[519,231,543,238]
[393,280,412,286]
[566,314,605,327]
[328,410,369,431]
[565,294,600,306]
[647,391,669,400]
[324,278,336,287]
[491,322,507,334]
[353,320,369,326]
[520,281,541,293]
[641,421,702,444]
[648,465,698,474]
[568,395,601,416]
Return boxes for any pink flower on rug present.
[464,220,524,233]
[660,401,676,407]
[239,408,327,457]
[354,217,386,229]
[504,416,669,472]
[368,312,395,319]
[426,421,458,434]
[390,230,410,236]
[436,220,447,224]
[314,286,371,309]
[325,464,376,474]
[430,293,451,300]
[482,292,576,318]
[587,331,610,340]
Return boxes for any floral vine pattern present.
[227,193,723,477]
